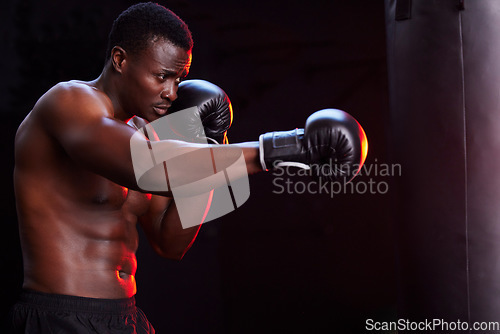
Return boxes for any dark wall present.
[0,1,394,333]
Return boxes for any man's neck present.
[92,64,129,121]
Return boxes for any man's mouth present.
[153,105,170,116]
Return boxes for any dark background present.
[0,0,395,333]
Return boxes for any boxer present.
[10,2,367,333]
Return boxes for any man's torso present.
[14,81,151,298]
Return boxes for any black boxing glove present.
[259,109,368,182]
[167,79,232,144]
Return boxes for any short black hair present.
[105,2,193,61]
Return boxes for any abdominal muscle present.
[21,220,140,299]
[18,187,149,299]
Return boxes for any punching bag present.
[385,0,500,331]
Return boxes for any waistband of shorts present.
[18,289,137,314]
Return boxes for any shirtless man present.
[10,2,367,333]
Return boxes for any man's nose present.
[161,83,177,101]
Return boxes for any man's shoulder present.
[38,80,112,116]
[18,80,116,142]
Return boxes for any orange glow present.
[179,190,213,259]
[357,122,368,173]
[201,190,214,224]
[227,100,234,128]
[222,100,233,144]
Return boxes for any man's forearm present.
[131,135,261,195]
[232,141,261,174]
[157,197,203,260]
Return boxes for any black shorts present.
[9,289,155,334]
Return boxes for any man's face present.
[119,38,192,121]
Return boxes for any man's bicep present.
[138,195,173,246]
[142,195,172,226]
[40,86,139,187]
[138,195,205,260]
[63,118,138,183]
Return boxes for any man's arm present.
[39,82,145,189]
[136,145,258,258]
[138,194,208,260]
[39,82,260,195]
[39,82,255,258]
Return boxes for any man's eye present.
[156,72,170,80]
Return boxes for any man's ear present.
[111,46,127,73]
